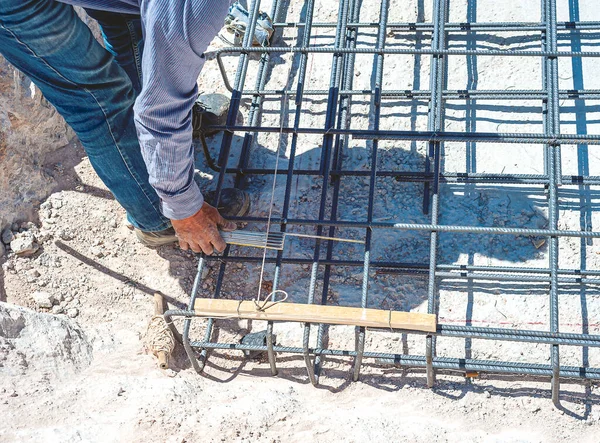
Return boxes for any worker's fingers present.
[216,212,237,232]
[202,223,227,253]
[198,238,214,255]
[181,236,212,255]
[211,231,227,253]
[188,240,203,254]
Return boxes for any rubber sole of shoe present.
[134,228,178,247]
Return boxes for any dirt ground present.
[2,0,600,442]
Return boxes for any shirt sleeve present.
[134,0,230,220]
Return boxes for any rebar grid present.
[165,0,600,404]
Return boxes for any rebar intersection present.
[165,0,600,404]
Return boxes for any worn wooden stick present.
[153,292,169,369]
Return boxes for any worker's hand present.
[171,203,236,255]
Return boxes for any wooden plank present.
[194,299,436,333]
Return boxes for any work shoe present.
[205,188,251,218]
[192,93,231,138]
[135,226,178,247]
[223,1,274,47]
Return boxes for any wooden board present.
[194,299,436,333]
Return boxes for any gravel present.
[1,228,14,245]
[10,233,39,257]
[66,308,79,318]
[31,291,56,309]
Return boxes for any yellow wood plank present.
[194,299,436,333]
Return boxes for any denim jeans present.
[0,0,171,232]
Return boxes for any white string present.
[165,290,289,324]
[146,315,175,355]
[255,42,295,303]
[253,289,288,311]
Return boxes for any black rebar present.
[174,0,600,403]
[313,0,363,383]
[302,0,350,386]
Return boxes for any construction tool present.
[220,229,364,250]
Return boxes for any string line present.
[255,38,295,303]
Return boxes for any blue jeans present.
[0,0,171,232]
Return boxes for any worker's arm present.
[134,0,233,253]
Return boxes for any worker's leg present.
[84,8,144,95]
[0,0,171,232]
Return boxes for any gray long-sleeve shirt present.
[59,0,230,220]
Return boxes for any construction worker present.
[0,0,259,255]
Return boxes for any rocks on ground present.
[10,232,39,257]
[1,228,14,245]
[1,222,42,257]
[0,302,92,379]
[1,207,86,318]
[32,291,55,309]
